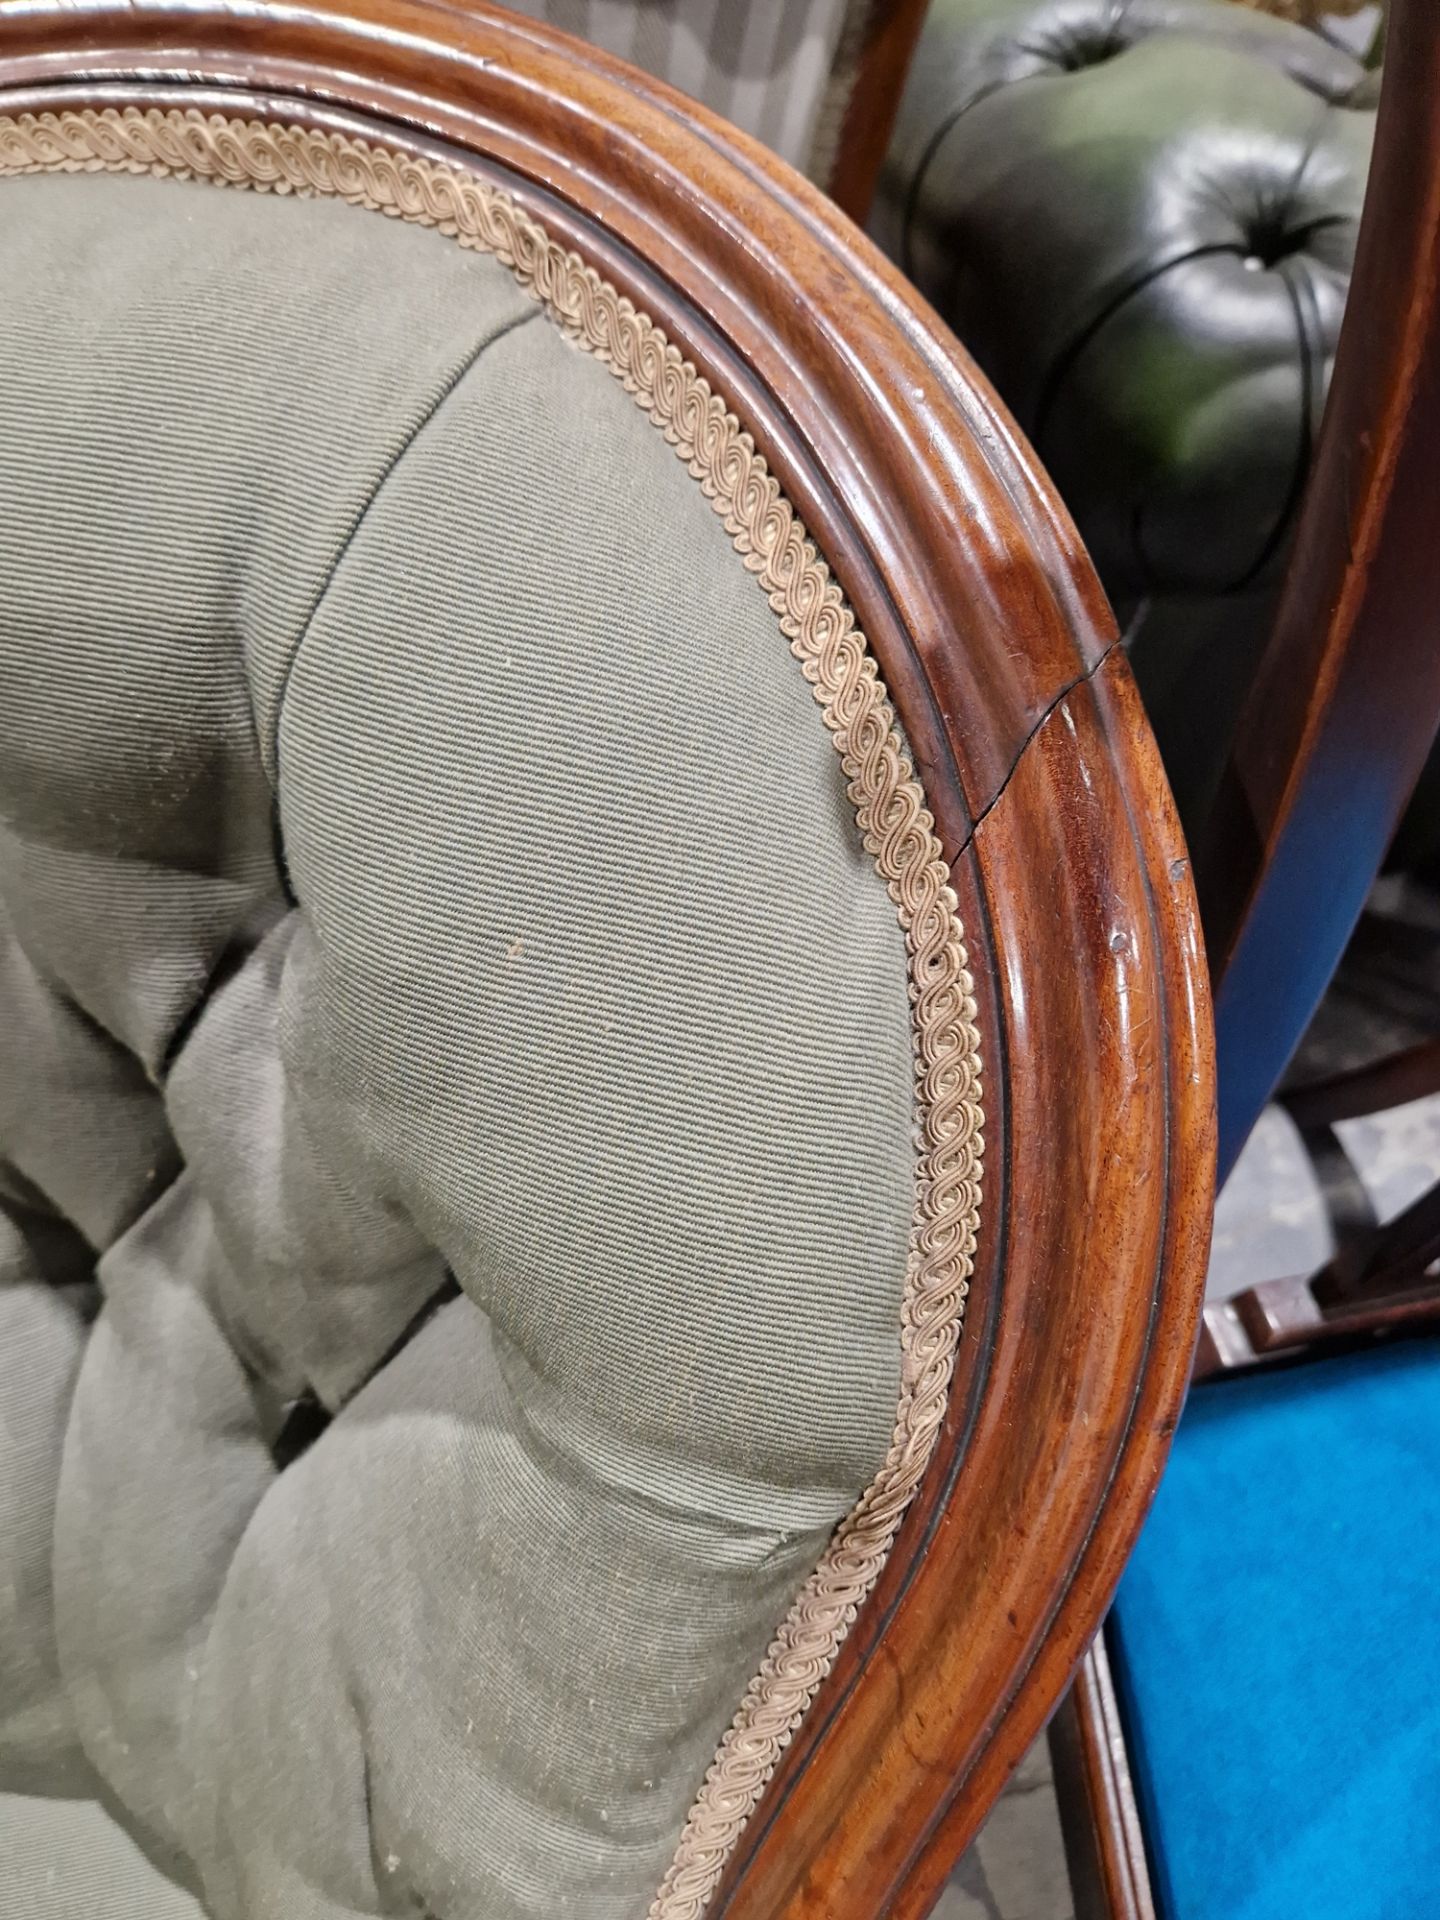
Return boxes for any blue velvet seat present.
[1110,1337,1440,1920]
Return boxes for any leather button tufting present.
[873,0,1376,836]
[1045,29,1127,71]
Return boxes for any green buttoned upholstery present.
[0,168,922,1920]
[872,0,1377,834]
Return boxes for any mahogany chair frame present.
[1053,1,1440,1905]
[0,2,1214,1914]
[827,0,932,224]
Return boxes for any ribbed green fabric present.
[0,1791,201,1919]
[0,1204,96,1801]
[0,172,916,1917]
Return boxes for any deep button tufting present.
[876,6,1374,602]
[1035,19,1132,72]
[872,0,1375,847]
[1238,213,1317,270]
[0,165,920,1920]
[1054,34,1124,68]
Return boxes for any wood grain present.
[1283,1036,1440,1131]
[1050,1639,1157,1920]
[825,0,931,224]
[0,7,1215,1912]
[1024,2,1440,1907]
[714,650,1211,1917]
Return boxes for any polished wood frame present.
[826,0,931,222]
[1055,3,1440,1902]
[0,5,1214,1912]
[1051,1636,1156,1920]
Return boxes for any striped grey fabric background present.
[506,0,865,179]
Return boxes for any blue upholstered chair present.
[1104,1008,1440,1920]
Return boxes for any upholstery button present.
[1045,30,1125,71]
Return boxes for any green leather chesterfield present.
[873,0,1378,835]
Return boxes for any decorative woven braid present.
[0,106,985,1920]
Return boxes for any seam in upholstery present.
[0,107,985,1920]
[269,301,542,776]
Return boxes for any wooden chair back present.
[0,3,1213,1914]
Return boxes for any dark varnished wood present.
[0,2,1117,845]
[0,8,1214,1913]
[1050,1639,1156,1920]
[714,650,1211,1918]
[1199,0,1440,1182]
[1191,1156,1440,1383]
[1036,3,1440,1903]
[1196,1272,1440,1379]
[1312,1165,1440,1306]
[825,0,930,226]
[1283,1036,1440,1132]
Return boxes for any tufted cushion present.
[874,0,1375,599]
[0,164,927,1918]
[871,0,1377,839]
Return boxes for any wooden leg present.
[1289,1119,1379,1262]
[1049,1635,1156,1920]
[1282,1035,1440,1131]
